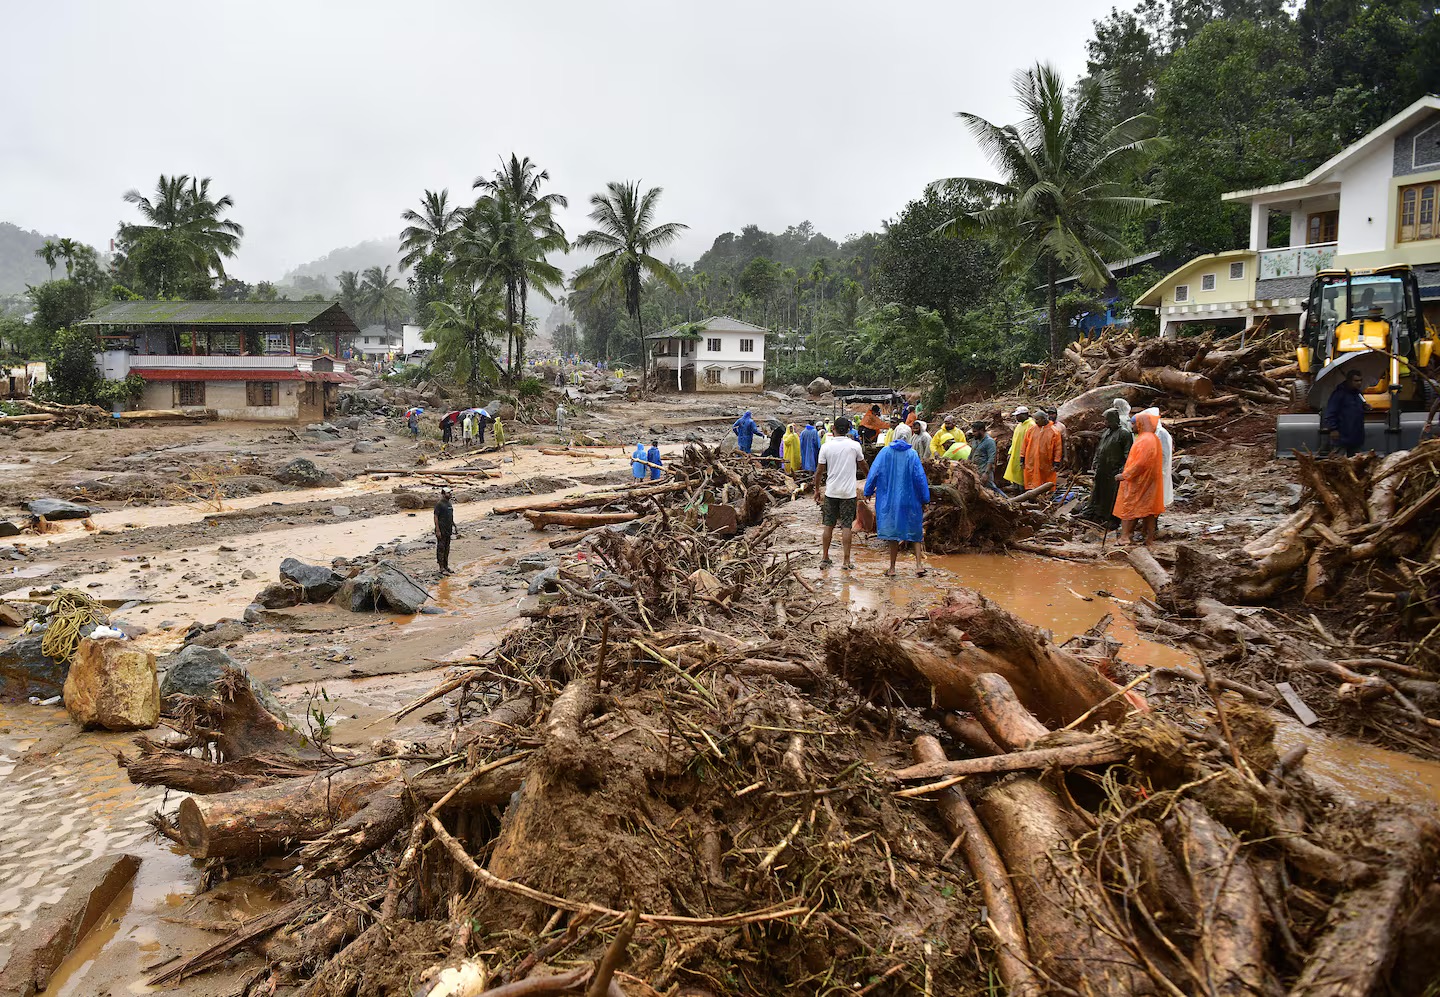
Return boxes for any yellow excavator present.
[1277,265,1437,456]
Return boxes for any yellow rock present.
[63,637,160,731]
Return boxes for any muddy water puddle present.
[1274,717,1440,809]
[814,542,1192,670]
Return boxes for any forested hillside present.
[0,222,60,294]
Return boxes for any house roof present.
[1222,94,1440,204]
[1133,250,1254,309]
[646,315,769,340]
[1045,252,1166,291]
[81,300,362,335]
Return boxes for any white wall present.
[694,330,765,365]
[141,380,302,420]
[402,324,426,354]
[1336,144,1393,256]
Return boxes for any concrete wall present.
[1335,141,1393,257]
[693,330,764,365]
[141,380,302,420]
[1152,253,1256,309]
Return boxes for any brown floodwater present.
[1274,717,1440,809]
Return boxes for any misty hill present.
[0,222,62,294]
[280,239,404,290]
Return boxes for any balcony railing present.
[1258,242,1337,280]
[125,355,349,373]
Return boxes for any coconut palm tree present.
[424,288,504,397]
[572,182,688,397]
[34,240,60,279]
[399,189,466,270]
[336,271,364,322]
[361,266,410,332]
[467,155,568,375]
[56,238,83,277]
[120,174,244,293]
[933,63,1163,357]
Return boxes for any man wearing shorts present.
[814,416,864,569]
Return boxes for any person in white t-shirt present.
[813,415,865,569]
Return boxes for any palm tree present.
[361,266,410,332]
[572,182,688,397]
[399,189,466,270]
[424,289,504,396]
[56,238,82,277]
[468,155,568,375]
[336,271,364,322]
[933,63,1163,356]
[120,174,244,294]
[34,240,60,279]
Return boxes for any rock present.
[498,403,517,422]
[372,562,430,614]
[187,622,247,648]
[159,645,287,719]
[393,489,431,510]
[64,638,159,731]
[807,377,833,395]
[419,605,445,614]
[785,384,807,398]
[241,569,257,580]
[0,601,38,628]
[28,498,95,520]
[331,506,351,518]
[279,557,342,601]
[527,566,560,596]
[254,581,304,610]
[352,440,377,454]
[275,458,339,488]
[0,521,20,537]
[242,603,264,624]
[0,634,65,701]
[334,416,362,431]
[333,575,375,612]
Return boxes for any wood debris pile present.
[0,399,112,429]
[921,462,1053,554]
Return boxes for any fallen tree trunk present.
[493,480,687,515]
[891,737,1127,782]
[912,736,1040,997]
[176,760,405,859]
[1174,799,1270,997]
[523,510,640,530]
[1120,362,1214,399]
[971,672,1051,750]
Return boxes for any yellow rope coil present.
[39,589,106,666]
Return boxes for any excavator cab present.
[1277,266,1436,456]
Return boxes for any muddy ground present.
[1,385,1434,996]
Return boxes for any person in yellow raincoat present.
[782,423,801,473]
[1003,406,1034,486]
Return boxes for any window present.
[246,381,278,406]
[706,337,721,352]
[705,368,721,385]
[1229,261,1246,280]
[363,336,371,345]
[1174,284,1189,303]
[177,381,205,406]
[739,338,754,353]
[1201,273,1216,292]
[739,369,756,385]
[1399,182,1437,243]
[1307,210,1338,244]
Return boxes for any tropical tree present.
[116,174,244,296]
[934,63,1163,356]
[34,240,60,278]
[423,288,505,396]
[361,266,410,331]
[573,182,687,395]
[465,155,568,375]
[336,271,364,322]
[399,189,466,270]
[56,238,82,277]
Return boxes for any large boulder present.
[254,581,304,610]
[28,498,95,520]
[0,634,65,701]
[373,562,430,614]
[785,384,807,398]
[0,601,38,628]
[159,644,287,719]
[275,458,339,488]
[333,574,375,612]
[0,521,21,537]
[279,557,342,601]
[63,637,159,730]
[807,377,833,396]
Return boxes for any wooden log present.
[971,673,1051,751]
[941,713,1002,756]
[117,747,277,794]
[891,738,1127,782]
[1174,799,1270,997]
[175,760,405,859]
[0,413,57,425]
[1006,481,1054,505]
[523,510,640,530]
[1120,362,1214,399]
[492,479,686,515]
[297,783,408,880]
[911,736,1040,997]
[1125,546,1172,597]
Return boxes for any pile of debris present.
[921,461,1052,554]
[119,475,1440,995]
[0,399,112,431]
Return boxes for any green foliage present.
[110,283,142,301]
[113,174,243,298]
[34,327,103,404]
[0,316,41,359]
[423,289,504,398]
[873,187,999,326]
[399,189,465,270]
[516,376,545,399]
[27,279,95,335]
[1115,266,1161,337]
[95,372,146,407]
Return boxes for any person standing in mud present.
[434,489,458,575]
[1019,410,1062,491]
[864,423,930,577]
[1003,406,1034,489]
[815,416,864,570]
[967,421,999,490]
[1081,408,1130,528]
[1113,411,1166,546]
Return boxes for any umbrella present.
[405,407,425,417]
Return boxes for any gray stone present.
[527,566,561,596]
[158,645,288,719]
[807,376,833,395]
[279,557,342,601]
[372,562,430,614]
[254,581,304,609]
[419,605,445,615]
[335,416,362,431]
[0,521,20,537]
[242,603,264,624]
[352,440,378,454]
[0,634,65,701]
[28,498,95,520]
[275,458,339,488]
[0,601,38,628]
[331,506,351,518]
[333,575,375,612]
[241,569,257,580]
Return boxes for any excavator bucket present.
[1304,350,1389,412]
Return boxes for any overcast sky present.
[2,0,1113,280]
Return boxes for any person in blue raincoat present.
[863,423,931,577]
[732,411,760,453]
[631,442,648,480]
[646,440,664,480]
[799,421,821,473]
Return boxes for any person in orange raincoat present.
[1113,410,1167,546]
[1019,410,1062,490]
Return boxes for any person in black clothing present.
[440,412,456,444]
[1323,369,1368,456]
[433,489,458,574]
[761,422,785,468]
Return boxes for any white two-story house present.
[647,316,767,393]
[1137,94,1440,337]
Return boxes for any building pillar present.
[1249,201,1266,252]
